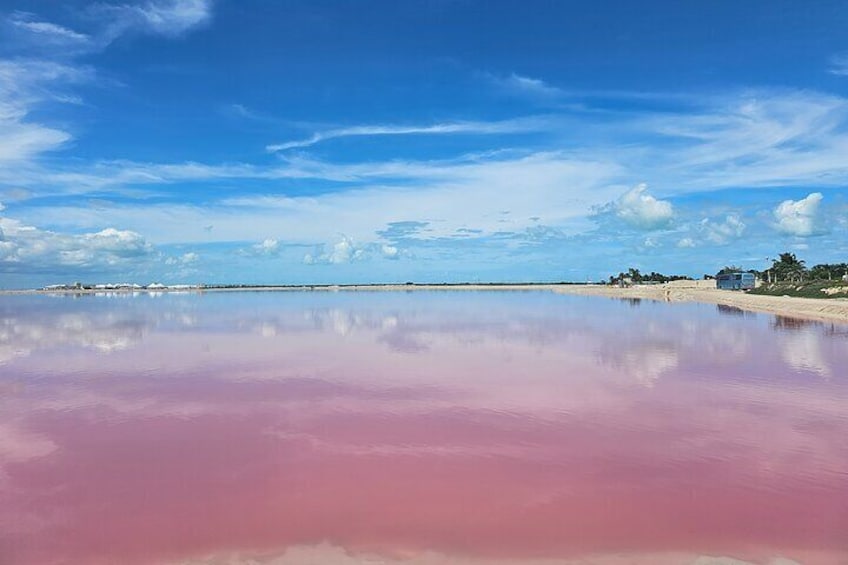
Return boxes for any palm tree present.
[772,253,807,283]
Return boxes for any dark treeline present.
[609,253,848,286]
[608,268,692,285]
[752,253,847,283]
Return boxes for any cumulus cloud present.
[180,251,199,263]
[774,192,823,236]
[254,238,279,254]
[303,237,406,265]
[381,244,399,259]
[304,236,365,265]
[165,251,199,266]
[0,214,154,272]
[608,183,674,230]
[701,214,746,245]
[677,237,695,248]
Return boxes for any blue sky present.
[1,0,848,288]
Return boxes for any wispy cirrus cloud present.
[642,90,848,190]
[8,11,91,44]
[7,1,213,56]
[9,89,848,198]
[0,0,214,186]
[93,0,213,42]
[485,72,563,98]
[266,117,547,152]
[0,59,94,164]
[828,53,848,76]
[18,151,620,246]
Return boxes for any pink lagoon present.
[1,291,847,565]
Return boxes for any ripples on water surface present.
[1,291,847,565]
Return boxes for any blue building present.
[715,272,756,290]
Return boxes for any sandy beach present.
[552,279,848,324]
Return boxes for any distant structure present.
[715,272,756,290]
[40,282,201,292]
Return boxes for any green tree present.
[717,265,743,276]
[627,268,643,283]
[809,263,848,281]
[771,253,807,283]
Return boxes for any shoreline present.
[551,280,848,324]
[2,282,847,324]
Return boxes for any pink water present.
[1,292,846,565]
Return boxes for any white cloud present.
[0,3,212,208]
[828,53,848,76]
[611,183,674,229]
[677,237,695,248]
[0,60,90,164]
[266,116,546,152]
[304,235,366,265]
[0,214,154,271]
[9,11,91,44]
[6,1,211,57]
[701,214,746,245]
[643,91,848,191]
[488,72,562,98]
[381,244,399,259]
[165,251,199,266]
[22,151,622,245]
[180,251,199,263]
[96,0,212,40]
[11,88,848,202]
[774,192,823,236]
[254,238,279,254]
[8,81,848,279]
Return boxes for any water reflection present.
[771,316,823,331]
[716,303,748,317]
[0,292,846,564]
